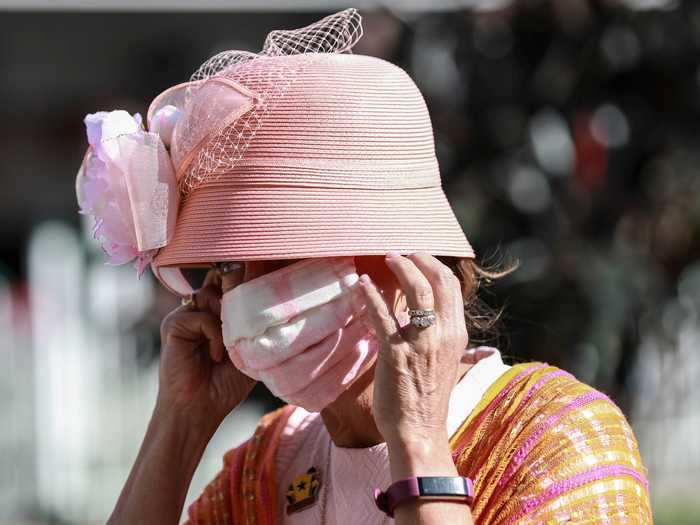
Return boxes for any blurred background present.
[1,0,698,523]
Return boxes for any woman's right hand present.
[156,267,256,427]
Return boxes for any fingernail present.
[359,274,371,284]
[386,251,401,259]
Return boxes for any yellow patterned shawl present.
[185,363,652,524]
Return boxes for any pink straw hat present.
[76,9,475,295]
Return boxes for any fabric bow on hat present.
[76,106,181,275]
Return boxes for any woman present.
[78,10,651,524]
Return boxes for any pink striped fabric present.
[503,464,649,525]
[498,390,611,489]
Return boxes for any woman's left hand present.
[358,251,469,452]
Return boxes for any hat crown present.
[175,53,441,192]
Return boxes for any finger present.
[407,252,461,320]
[193,284,223,317]
[349,280,368,316]
[220,262,245,292]
[167,310,226,363]
[198,313,226,362]
[384,252,435,313]
[357,274,401,342]
[202,267,222,289]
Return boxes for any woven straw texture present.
[154,52,474,267]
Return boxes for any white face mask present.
[220,257,378,412]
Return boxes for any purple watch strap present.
[373,476,474,518]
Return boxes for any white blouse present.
[274,347,510,524]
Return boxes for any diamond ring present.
[408,308,437,328]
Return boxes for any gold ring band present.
[408,308,435,317]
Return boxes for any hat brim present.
[153,184,474,269]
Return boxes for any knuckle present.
[163,331,178,348]
[160,312,175,333]
[437,267,455,284]
[414,286,434,303]
[196,284,218,301]
[161,320,178,345]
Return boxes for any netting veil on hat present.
[76,9,475,296]
[149,8,364,196]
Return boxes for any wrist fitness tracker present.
[373,476,474,518]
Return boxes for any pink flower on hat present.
[76,108,181,276]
